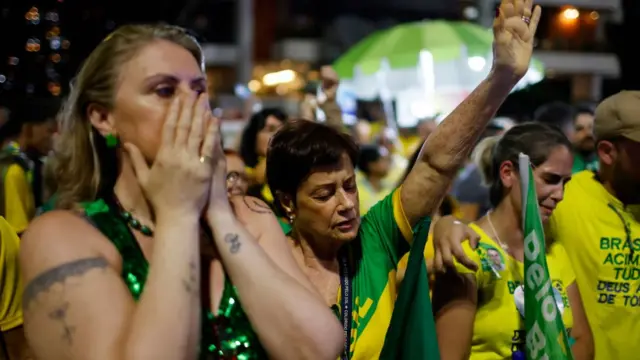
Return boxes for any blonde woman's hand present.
[125,92,217,218]
[204,116,232,212]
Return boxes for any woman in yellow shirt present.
[431,123,594,360]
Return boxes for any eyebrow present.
[541,171,571,179]
[143,73,206,87]
[311,174,356,188]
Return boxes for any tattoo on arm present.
[242,196,273,214]
[182,260,199,295]
[224,233,242,254]
[23,257,109,309]
[49,302,76,345]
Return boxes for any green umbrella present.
[334,20,544,79]
[333,20,544,103]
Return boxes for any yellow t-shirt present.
[356,171,393,216]
[451,224,575,360]
[4,163,35,234]
[0,216,24,331]
[549,170,640,360]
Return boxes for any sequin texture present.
[84,198,267,359]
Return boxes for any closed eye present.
[155,86,176,98]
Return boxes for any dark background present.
[0,0,637,115]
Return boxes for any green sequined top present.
[83,198,267,360]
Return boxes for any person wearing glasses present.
[224,149,249,196]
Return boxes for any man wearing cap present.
[547,90,640,359]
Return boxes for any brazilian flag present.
[379,217,440,359]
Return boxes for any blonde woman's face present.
[112,39,206,163]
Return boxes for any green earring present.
[105,133,118,148]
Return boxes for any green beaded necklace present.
[114,198,154,236]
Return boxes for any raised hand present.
[320,65,339,101]
[492,0,542,80]
[125,91,216,218]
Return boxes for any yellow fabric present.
[452,224,575,360]
[356,170,393,216]
[549,170,640,360]
[0,216,24,331]
[260,184,274,204]
[391,186,413,242]
[4,164,35,234]
[244,166,255,177]
[396,198,462,274]
[400,135,422,158]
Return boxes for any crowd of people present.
[1,0,640,359]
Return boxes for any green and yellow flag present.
[379,217,440,359]
[519,153,573,360]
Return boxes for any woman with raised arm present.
[19,24,341,360]
[430,123,593,360]
[266,1,542,359]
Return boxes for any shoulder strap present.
[82,198,149,301]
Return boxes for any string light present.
[2,3,69,98]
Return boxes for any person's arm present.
[208,197,343,360]
[567,283,594,359]
[400,73,515,228]
[432,271,478,360]
[20,210,201,360]
[319,100,344,130]
[232,195,319,295]
[399,0,541,228]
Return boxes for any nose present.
[549,183,565,203]
[336,188,356,213]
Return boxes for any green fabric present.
[341,189,411,358]
[333,20,544,78]
[571,152,598,174]
[520,154,573,360]
[379,216,440,359]
[82,198,268,359]
[277,218,291,234]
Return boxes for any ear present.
[597,140,617,167]
[498,160,517,189]
[87,103,115,137]
[277,191,296,218]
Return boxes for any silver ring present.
[199,155,212,164]
[522,16,531,25]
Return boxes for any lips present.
[335,219,357,231]
[336,219,354,227]
[540,205,555,215]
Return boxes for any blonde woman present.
[19,24,341,360]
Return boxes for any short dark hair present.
[474,122,572,207]
[239,108,288,168]
[267,120,359,200]
[574,102,595,117]
[534,101,576,133]
[357,145,383,175]
[0,98,60,143]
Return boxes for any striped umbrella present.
[333,20,544,103]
